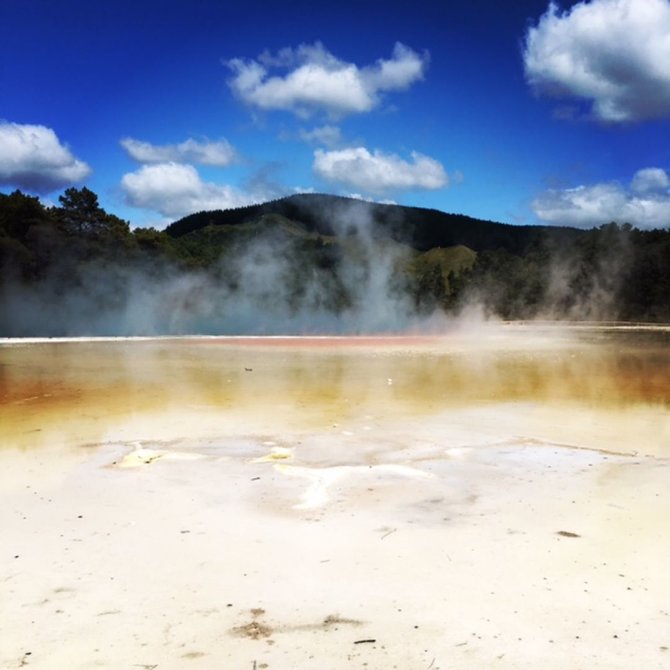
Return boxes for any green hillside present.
[165,192,581,255]
[1,187,669,336]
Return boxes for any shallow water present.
[2,325,670,670]
[1,325,669,456]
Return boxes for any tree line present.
[1,187,669,333]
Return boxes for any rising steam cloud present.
[0,198,445,337]
[1,192,648,338]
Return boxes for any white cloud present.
[523,0,670,122]
[532,168,670,229]
[0,121,91,192]
[121,137,236,166]
[298,125,342,147]
[313,147,447,194]
[347,193,398,205]
[227,42,427,117]
[120,162,259,219]
[631,167,670,194]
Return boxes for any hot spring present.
[1,325,669,669]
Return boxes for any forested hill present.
[165,193,582,255]
[1,187,669,336]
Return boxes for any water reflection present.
[1,328,669,455]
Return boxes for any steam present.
[542,254,628,322]
[449,223,635,323]
[0,198,445,337]
[0,197,645,338]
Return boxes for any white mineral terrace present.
[1,325,669,669]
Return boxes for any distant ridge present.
[2,188,669,333]
[164,193,582,255]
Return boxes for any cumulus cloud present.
[631,167,670,194]
[313,147,447,194]
[121,137,237,166]
[523,0,670,122]
[227,42,427,117]
[120,162,258,219]
[0,121,91,192]
[533,167,670,229]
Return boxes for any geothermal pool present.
[1,326,669,669]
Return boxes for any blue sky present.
[1,0,670,229]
